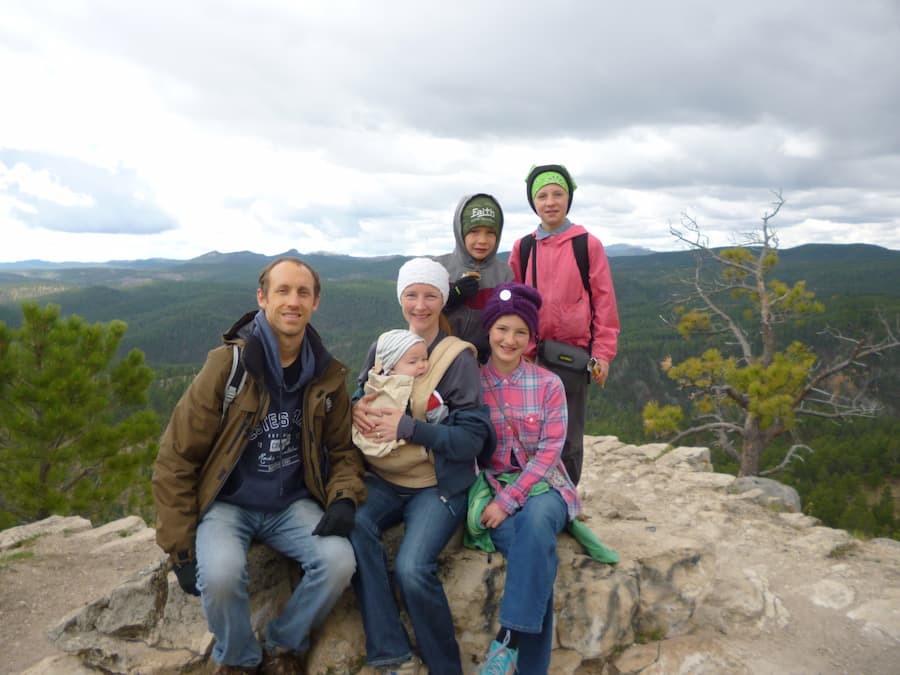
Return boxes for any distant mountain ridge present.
[3,241,895,272]
[2,243,897,370]
[0,243,657,271]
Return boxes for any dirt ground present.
[0,522,165,675]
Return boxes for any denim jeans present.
[489,489,568,675]
[349,474,466,675]
[195,499,355,668]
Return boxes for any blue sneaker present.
[476,637,518,674]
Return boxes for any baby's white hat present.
[375,329,426,374]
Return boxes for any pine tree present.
[0,303,159,528]
[643,194,899,476]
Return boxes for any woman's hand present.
[479,502,509,529]
[367,407,403,443]
[591,358,609,386]
[352,392,380,433]
[355,394,403,443]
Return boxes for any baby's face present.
[390,342,429,378]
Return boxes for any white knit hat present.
[375,329,426,374]
[396,257,450,307]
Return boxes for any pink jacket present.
[509,224,619,363]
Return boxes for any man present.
[153,257,366,674]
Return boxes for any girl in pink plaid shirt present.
[474,282,582,675]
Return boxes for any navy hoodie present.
[218,311,314,511]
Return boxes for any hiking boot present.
[475,637,518,674]
[261,647,307,674]
[212,664,259,675]
[376,656,422,674]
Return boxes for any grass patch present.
[0,550,35,567]
[766,501,792,514]
[827,542,860,559]
[635,627,667,644]
[10,535,41,549]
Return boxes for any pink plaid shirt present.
[480,359,582,520]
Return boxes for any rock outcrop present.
[10,437,900,674]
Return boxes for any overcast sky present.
[2,1,899,263]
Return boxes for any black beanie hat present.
[525,164,577,215]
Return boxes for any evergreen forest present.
[1,244,897,537]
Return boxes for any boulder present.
[11,438,900,674]
[729,476,802,513]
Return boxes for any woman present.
[350,257,495,675]
[471,282,583,674]
[508,164,620,485]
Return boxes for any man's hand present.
[173,561,200,596]
[312,498,356,537]
[445,275,480,308]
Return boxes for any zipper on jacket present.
[440,495,456,517]
[202,411,253,517]
[306,385,327,501]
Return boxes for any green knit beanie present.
[461,195,502,237]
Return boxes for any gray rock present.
[656,446,712,472]
[729,476,802,513]
[0,515,92,551]
[12,435,900,675]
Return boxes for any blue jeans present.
[489,489,568,675]
[350,474,466,675]
[195,499,355,668]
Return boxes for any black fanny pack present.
[537,339,591,373]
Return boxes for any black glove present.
[312,498,356,537]
[173,561,200,596]
[445,275,480,308]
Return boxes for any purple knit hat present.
[481,282,542,338]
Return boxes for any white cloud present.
[0,0,898,262]
[0,162,93,207]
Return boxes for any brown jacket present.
[152,312,365,564]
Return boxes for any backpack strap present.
[221,343,247,421]
[522,232,594,342]
[409,336,477,420]
[571,233,594,342]
[518,234,536,286]
[572,233,591,300]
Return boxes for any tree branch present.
[759,444,813,477]
[668,421,744,446]
[798,322,900,405]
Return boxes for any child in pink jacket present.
[508,164,620,485]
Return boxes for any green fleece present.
[465,471,619,564]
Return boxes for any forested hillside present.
[1,244,898,536]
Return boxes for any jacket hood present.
[221,309,334,383]
[441,194,509,288]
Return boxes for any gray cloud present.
[1,150,178,235]
[3,0,899,258]
[35,2,900,144]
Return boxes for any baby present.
[352,329,446,457]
